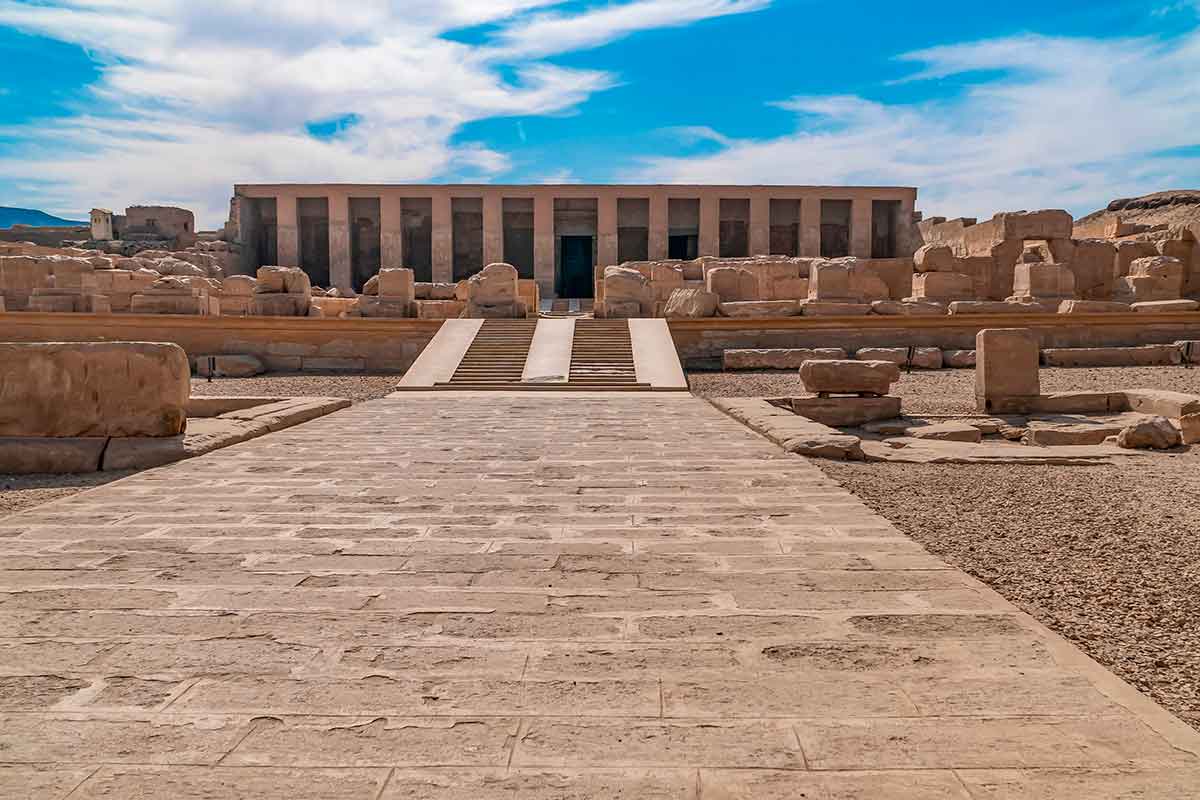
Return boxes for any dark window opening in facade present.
[769,199,800,256]
[718,198,749,258]
[502,197,535,279]
[298,197,331,288]
[617,198,649,264]
[452,197,484,281]
[668,198,699,260]
[871,199,901,259]
[349,197,381,292]
[554,197,597,297]
[820,199,852,258]
[400,197,433,282]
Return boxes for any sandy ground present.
[695,365,1200,729]
[689,364,1200,414]
[1,373,400,518]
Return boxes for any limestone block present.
[993,209,1073,241]
[1157,239,1193,272]
[718,300,799,317]
[1041,345,1181,368]
[1117,416,1181,450]
[975,328,1040,414]
[1010,261,1076,301]
[649,263,685,301]
[130,292,210,315]
[1114,255,1185,302]
[1123,389,1200,417]
[855,347,943,370]
[790,395,901,427]
[1131,299,1199,313]
[222,275,256,296]
[151,257,206,278]
[193,354,264,378]
[307,296,358,318]
[799,359,901,396]
[907,421,983,443]
[219,296,252,316]
[0,436,108,473]
[251,293,309,317]
[913,244,956,273]
[416,299,467,319]
[1114,241,1158,277]
[377,267,415,300]
[1180,413,1200,445]
[0,342,189,437]
[943,349,976,368]
[363,275,380,296]
[705,266,757,302]
[603,266,653,317]
[358,296,415,318]
[1058,300,1131,314]
[663,287,719,318]
[910,272,975,302]
[255,266,310,295]
[601,299,641,319]
[467,262,519,304]
[0,295,5,313]
[49,257,97,290]
[768,277,809,301]
[27,293,78,313]
[870,300,947,316]
[1067,239,1115,299]
[1177,340,1200,364]
[808,258,889,302]
[722,348,847,370]
[948,300,1056,314]
[414,282,458,300]
[801,301,872,316]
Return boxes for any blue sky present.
[0,0,1197,227]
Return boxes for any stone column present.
[800,197,821,257]
[648,192,668,260]
[276,194,299,267]
[749,194,769,255]
[597,193,617,269]
[431,190,453,283]
[851,197,873,258]
[534,192,555,297]
[328,192,352,291]
[380,193,403,268]
[699,195,719,257]
[483,190,503,266]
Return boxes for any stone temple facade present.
[230,184,920,298]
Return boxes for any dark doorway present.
[871,199,901,258]
[298,197,330,288]
[668,234,696,260]
[820,199,852,258]
[560,235,594,297]
[350,197,380,292]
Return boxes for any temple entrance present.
[560,235,594,297]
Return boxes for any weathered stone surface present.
[0,437,106,473]
[705,266,758,302]
[1010,261,1075,301]
[377,267,415,300]
[942,349,976,368]
[790,395,901,427]
[870,300,947,316]
[466,263,526,318]
[1041,345,1182,368]
[718,300,799,317]
[808,258,889,303]
[0,342,189,437]
[255,266,310,295]
[801,301,872,316]
[1180,413,1200,445]
[906,421,984,443]
[251,293,309,317]
[800,359,901,396]
[722,347,847,370]
[1069,239,1117,299]
[1131,299,1199,312]
[663,287,719,318]
[713,397,865,460]
[1178,340,1200,364]
[416,299,467,319]
[603,266,652,318]
[1114,256,1186,302]
[1122,389,1200,418]
[913,243,956,273]
[358,296,414,318]
[911,272,975,302]
[193,354,264,378]
[1117,416,1182,450]
[855,347,943,370]
[1057,300,1131,314]
[948,300,1055,314]
[975,328,1040,414]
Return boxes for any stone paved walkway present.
[2,392,1199,798]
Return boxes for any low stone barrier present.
[1041,345,1183,368]
[722,347,847,370]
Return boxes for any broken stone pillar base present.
[975,328,1040,414]
[790,395,901,427]
[1008,261,1076,304]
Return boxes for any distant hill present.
[0,207,88,229]
[1077,190,1200,229]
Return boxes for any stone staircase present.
[438,319,538,389]
[568,319,645,389]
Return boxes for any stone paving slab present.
[1,391,1198,798]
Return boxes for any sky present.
[0,0,1198,229]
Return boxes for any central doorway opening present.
[560,235,594,297]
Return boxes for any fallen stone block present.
[722,348,847,370]
[801,301,871,316]
[1117,416,1181,450]
[913,243,956,273]
[1131,299,1199,313]
[1022,417,1132,446]
[193,354,265,378]
[718,300,799,317]
[663,287,719,318]
[799,359,901,396]
[855,347,943,370]
[870,300,947,316]
[1122,389,1200,418]
[1031,392,1127,414]
[0,342,189,437]
[710,397,865,460]
[911,271,975,303]
[790,395,901,427]
[1181,413,1200,445]
[949,301,1056,314]
[0,437,107,473]
[906,421,983,443]
[1058,300,1131,314]
[416,299,466,320]
[976,328,1040,414]
[942,350,976,368]
[358,296,414,318]
[1041,345,1182,368]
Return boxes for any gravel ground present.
[690,365,1200,414]
[696,364,1200,729]
[189,371,400,403]
[2,373,399,519]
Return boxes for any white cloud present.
[0,0,768,225]
[632,30,1200,218]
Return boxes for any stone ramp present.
[396,317,687,391]
[1,392,1198,798]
